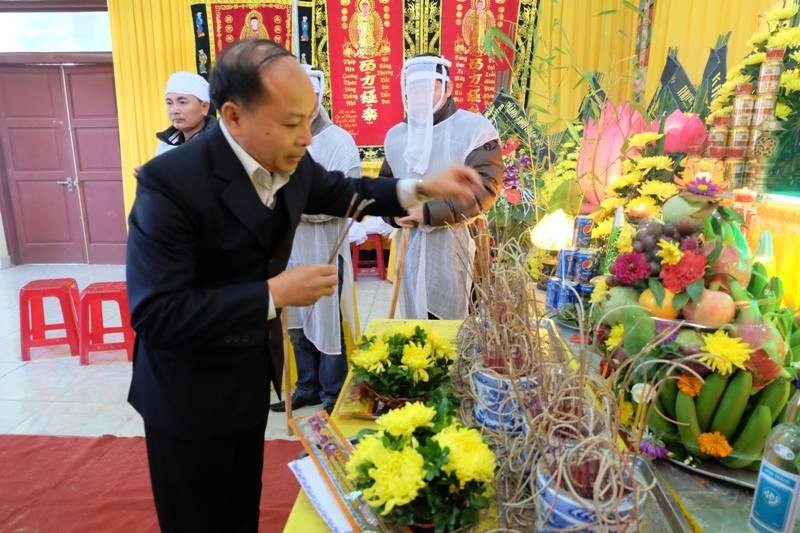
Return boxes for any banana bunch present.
[747,261,784,316]
[648,371,791,469]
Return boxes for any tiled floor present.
[0,264,393,440]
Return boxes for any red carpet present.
[0,435,303,533]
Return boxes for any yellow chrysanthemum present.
[656,239,683,266]
[376,401,436,438]
[401,342,432,383]
[700,331,752,376]
[781,69,800,94]
[636,156,673,173]
[766,3,799,23]
[557,159,578,171]
[776,101,792,120]
[600,196,627,211]
[363,446,427,514]
[346,432,390,479]
[625,196,660,218]
[639,180,679,200]
[351,338,391,373]
[744,52,767,66]
[608,171,644,192]
[433,425,496,487]
[627,132,663,149]
[767,27,800,50]
[606,323,625,351]
[591,217,613,239]
[748,31,771,47]
[792,50,800,64]
[427,330,455,359]
[590,277,609,304]
[697,432,733,458]
[619,401,634,426]
[616,224,635,254]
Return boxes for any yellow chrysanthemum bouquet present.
[350,323,456,411]
[346,400,495,531]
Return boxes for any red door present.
[64,66,126,264]
[0,64,126,264]
[0,67,86,262]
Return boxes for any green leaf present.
[686,279,705,303]
[706,245,723,269]
[649,278,666,308]
[671,292,691,311]
[720,206,745,225]
[548,179,584,216]
[622,0,642,13]
[596,8,618,16]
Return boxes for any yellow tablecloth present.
[283,319,462,532]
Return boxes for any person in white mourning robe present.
[381,54,503,319]
[270,66,360,414]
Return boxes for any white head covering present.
[165,71,210,102]
[302,64,331,126]
[400,55,452,175]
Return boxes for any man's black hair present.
[413,53,448,77]
[209,39,294,111]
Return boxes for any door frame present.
[0,52,111,264]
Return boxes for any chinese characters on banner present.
[326,0,405,146]
[211,3,294,56]
[440,0,520,113]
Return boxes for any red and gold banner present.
[440,0,520,113]
[211,3,293,56]
[326,0,405,146]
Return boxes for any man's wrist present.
[415,178,430,201]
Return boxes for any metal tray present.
[637,457,694,532]
[665,457,757,489]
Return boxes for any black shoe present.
[270,394,322,412]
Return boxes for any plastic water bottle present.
[749,386,800,532]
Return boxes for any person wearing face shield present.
[382,54,503,320]
[269,66,360,415]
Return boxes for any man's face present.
[223,57,315,174]
[431,79,452,109]
[477,0,485,10]
[165,93,209,135]
[250,17,258,31]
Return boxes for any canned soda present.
[556,248,577,280]
[572,216,594,248]
[558,281,579,309]
[579,283,594,301]
[545,277,561,311]
[574,249,600,283]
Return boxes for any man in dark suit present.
[126,39,483,532]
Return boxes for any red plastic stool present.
[350,233,386,280]
[19,278,80,361]
[79,282,135,365]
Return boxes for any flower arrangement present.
[350,323,456,410]
[707,2,800,194]
[346,399,496,532]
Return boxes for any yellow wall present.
[108,0,196,215]
[645,0,775,104]
[529,0,639,127]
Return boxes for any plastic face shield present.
[303,65,325,119]
[400,56,452,174]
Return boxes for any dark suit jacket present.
[126,123,404,438]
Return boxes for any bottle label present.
[750,459,800,532]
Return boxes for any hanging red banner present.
[440,0,520,113]
[326,0,405,146]
[211,3,294,56]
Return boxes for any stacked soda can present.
[545,216,597,313]
[712,49,785,189]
